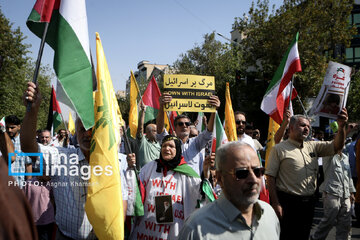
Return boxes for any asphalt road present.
[310,197,360,239]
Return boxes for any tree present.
[0,7,52,129]
[173,32,243,120]
[233,0,356,113]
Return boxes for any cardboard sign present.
[309,61,351,119]
[163,74,216,112]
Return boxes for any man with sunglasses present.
[157,92,220,175]
[179,142,280,239]
[234,111,256,151]
[266,109,348,240]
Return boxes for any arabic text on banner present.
[163,74,216,112]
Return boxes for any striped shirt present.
[11,134,32,188]
[39,144,96,240]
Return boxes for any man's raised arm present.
[333,108,348,152]
[20,82,42,153]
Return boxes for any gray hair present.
[289,114,309,127]
[215,141,253,172]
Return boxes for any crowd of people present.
[0,81,359,240]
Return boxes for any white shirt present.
[238,133,256,151]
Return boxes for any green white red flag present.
[46,86,62,133]
[212,112,228,153]
[260,32,301,125]
[27,0,95,130]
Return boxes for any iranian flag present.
[46,86,62,133]
[27,0,94,130]
[211,112,228,153]
[260,32,302,125]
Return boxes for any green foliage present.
[0,7,52,129]
[347,71,360,122]
[234,0,356,112]
[173,32,243,119]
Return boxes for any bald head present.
[216,142,255,172]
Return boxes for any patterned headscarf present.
[156,135,182,175]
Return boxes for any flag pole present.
[27,22,50,112]
[287,75,295,111]
[165,111,175,133]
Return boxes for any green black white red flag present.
[260,32,302,125]
[46,86,62,133]
[27,0,94,130]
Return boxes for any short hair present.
[174,114,191,126]
[144,119,156,130]
[41,129,51,134]
[5,115,21,125]
[145,123,156,132]
[289,114,309,127]
[234,111,246,118]
[215,141,253,172]
[58,129,66,134]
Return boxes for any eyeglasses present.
[177,121,191,127]
[232,167,265,180]
[235,120,246,125]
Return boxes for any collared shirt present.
[266,138,335,196]
[39,144,96,240]
[320,153,356,198]
[157,129,212,175]
[11,134,32,188]
[118,153,129,200]
[178,195,280,240]
[137,134,160,168]
[238,133,256,151]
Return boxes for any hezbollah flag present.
[27,0,94,130]
[46,86,62,133]
[129,71,139,138]
[260,32,301,125]
[68,112,75,135]
[224,82,237,141]
[85,33,123,240]
[265,117,280,167]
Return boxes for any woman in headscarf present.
[129,135,203,239]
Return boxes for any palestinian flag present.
[46,86,62,133]
[27,0,95,130]
[260,32,301,125]
[142,76,161,123]
[211,112,228,153]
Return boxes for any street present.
[311,197,360,239]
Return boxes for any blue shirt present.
[11,134,32,188]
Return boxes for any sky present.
[1,0,282,121]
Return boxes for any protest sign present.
[309,61,351,119]
[163,74,216,112]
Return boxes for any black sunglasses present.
[235,120,246,125]
[234,167,265,180]
[177,121,191,127]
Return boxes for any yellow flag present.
[85,32,123,240]
[224,82,238,141]
[265,117,280,168]
[68,112,75,135]
[129,70,139,138]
